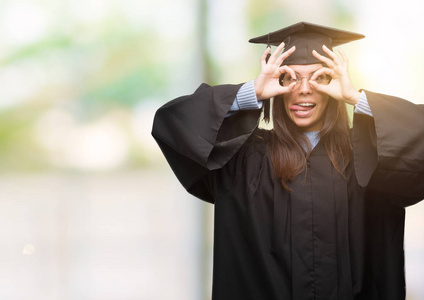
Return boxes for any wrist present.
[346,91,361,106]
[352,91,361,105]
[254,79,264,100]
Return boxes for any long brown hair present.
[269,95,352,190]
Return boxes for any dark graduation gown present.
[152,83,424,300]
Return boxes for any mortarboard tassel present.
[263,36,271,123]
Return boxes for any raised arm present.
[309,45,424,205]
[152,83,261,203]
[353,92,424,206]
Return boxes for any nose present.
[298,76,312,94]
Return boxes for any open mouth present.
[289,102,316,113]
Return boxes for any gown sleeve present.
[151,83,262,203]
[352,90,424,206]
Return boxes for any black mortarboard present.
[249,22,365,122]
[249,21,365,65]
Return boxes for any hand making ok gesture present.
[309,45,361,105]
[254,42,297,100]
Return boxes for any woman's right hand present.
[254,42,297,100]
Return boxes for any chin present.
[292,118,322,132]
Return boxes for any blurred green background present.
[0,0,423,299]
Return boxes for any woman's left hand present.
[309,45,361,105]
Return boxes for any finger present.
[274,82,297,96]
[279,65,296,79]
[268,42,286,64]
[308,80,328,94]
[309,67,331,81]
[338,48,349,65]
[275,46,296,66]
[260,47,271,68]
[322,45,341,65]
[279,46,296,64]
[287,82,297,92]
[312,49,335,68]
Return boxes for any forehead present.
[288,63,323,74]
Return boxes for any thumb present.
[309,80,326,93]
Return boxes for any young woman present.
[152,22,424,300]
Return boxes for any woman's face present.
[282,64,330,132]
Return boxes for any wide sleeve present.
[151,83,262,203]
[352,90,424,206]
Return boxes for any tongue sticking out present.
[290,104,316,111]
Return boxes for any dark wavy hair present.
[269,95,353,190]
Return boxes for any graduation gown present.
[152,83,424,300]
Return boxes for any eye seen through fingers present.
[279,72,331,90]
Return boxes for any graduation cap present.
[249,22,365,122]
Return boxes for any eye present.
[315,75,331,84]
[279,74,298,87]
[316,75,325,82]
[280,74,297,82]
[286,75,298,82]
